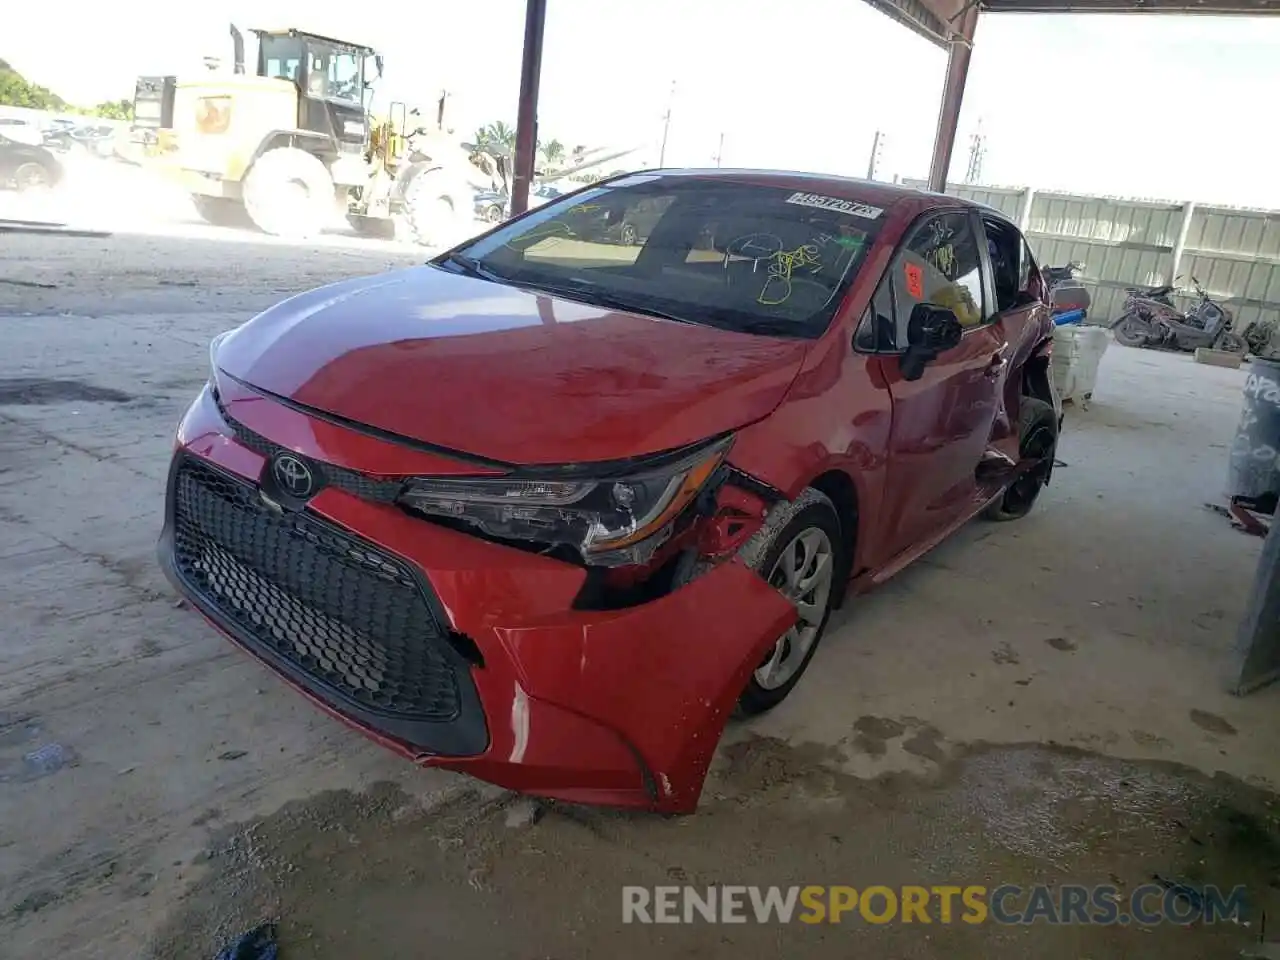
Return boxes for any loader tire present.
[242,148,333,239]
[402,170,463,248]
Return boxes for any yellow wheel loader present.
[130,26,475,244]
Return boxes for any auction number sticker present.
[784,192,883,220]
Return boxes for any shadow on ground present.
[148,739,1280,959]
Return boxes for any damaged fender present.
[492,559,797,813]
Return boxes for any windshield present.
[310,45,363,103]
[449,175,884,339]
[258,35,364,105]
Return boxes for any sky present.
[7,1,1280,208]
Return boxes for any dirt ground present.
[3,222,1280,959]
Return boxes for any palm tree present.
[540,138,565,167]
[484,121,516,155]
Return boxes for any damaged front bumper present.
[157,385,797,813]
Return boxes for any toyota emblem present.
[271,454,315,499]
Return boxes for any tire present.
[241,147,334,239]
[984,397,1059,522]
[736,489,845,716]
[484,203,504,223]
[402,170,463,247]
[619,221,639,245]
[13,161,53,192]
[1217,332,1248,357]
[1112,313,1151,348]
[192,195,252,229]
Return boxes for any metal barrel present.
[1227,357,1280,502]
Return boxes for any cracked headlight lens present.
[398,435,733,565]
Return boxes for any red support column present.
[510,0,547,217]
[927,6,979,194]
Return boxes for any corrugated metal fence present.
[903,180,1280,332]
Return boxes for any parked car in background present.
[572,195,671,245]
[527,182,566,209]
[473,190,507,223]
[161,170,1060,814]
[0,130,63,191]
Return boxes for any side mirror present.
[901,304,962,381]
[375,55,385,79]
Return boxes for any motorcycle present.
[1110,275,1247,355]
[1043,261,1091,325]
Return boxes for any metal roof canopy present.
[866,0,1280,191]
[508,0,1280,212]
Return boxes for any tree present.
[480,121,516,155]
[92,99,133,121]
[540,138,564,167]
[0,59,66,110]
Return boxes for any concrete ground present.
[2,225,1280,959]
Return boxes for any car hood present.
[216,266,809,465]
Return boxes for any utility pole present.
[713,132,725,168]
[510,0,547,217]
[866,130,884,180]
[658,81,676,167]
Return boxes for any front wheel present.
[984,397,1059,522]
[737,489,845,716]
[242,147,334,239]
[402,171,467,247]
[1112,313,1151,348]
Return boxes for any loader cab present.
[253,29,375,153]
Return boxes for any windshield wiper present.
[437,252,505,283]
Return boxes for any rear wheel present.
[619,221,639,245]
[737,489,845,716]
[242,147,334,239]
[984,397,1059,522]
[191,195,252,229]
[1113,313,1151,348]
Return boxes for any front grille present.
[217,398,406,504]
[171,458,462,721]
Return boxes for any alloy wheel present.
[755,527,835,691]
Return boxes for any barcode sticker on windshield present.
[785,192,883,220]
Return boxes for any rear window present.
[454,175,885,339]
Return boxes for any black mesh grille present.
[217,398,407,504]
[171,458,462,721]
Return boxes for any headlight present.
[398,435,733,566]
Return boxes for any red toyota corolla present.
[159,170,1061,813]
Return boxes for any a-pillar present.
[927,6,980,194]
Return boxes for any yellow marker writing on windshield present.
[758,244,822,305]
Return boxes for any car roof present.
[623,167,1015,226]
